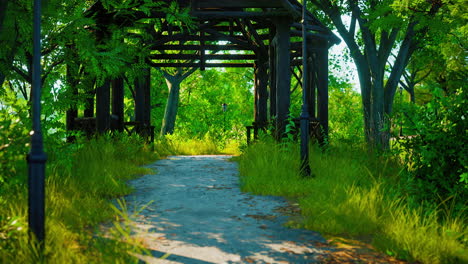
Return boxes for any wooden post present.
[255,58,268,128]
[307,49,317,120]
[144,69,151,129]
[254,63,259,123]
[65,64,78,142]
[274,17,291,139]
[299,0,311,176]
[84,89,94,118]
[268,27,276,120]
[96,80,111,133]
[135,68,151,137]
[111,77,124,132]
[316,38,329,145]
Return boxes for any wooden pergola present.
[68,0,339,145]
[29,0,339,242]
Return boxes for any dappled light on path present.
[125,156,411,264]
[126,155,330,263]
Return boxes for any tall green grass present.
[158,133,240,155]
[0,133,159,263]
[238,138,467,264]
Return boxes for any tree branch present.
[12,65,31,83]
[181,66,197,79]
[349,8,357,36]
[42,58,65,85]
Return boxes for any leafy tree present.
[158,67,198,136]
[328,77,364,143]
[175,67,254,140]
[309,0,443,150]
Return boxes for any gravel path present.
[125,155,331,264]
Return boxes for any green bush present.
[0,99,30,188]
[397,88,467,207]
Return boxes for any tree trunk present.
[160,74,183,136]
[354,57,390,150]
[409,87,415,103]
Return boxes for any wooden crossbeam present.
[149,62,254,68]
[151,44,255,51]
[193,0,283,8]
[202,28,256,50]
[150,34,254,47]
[156,24,270,33]
[150,54,257,60]
[190,11,290,19]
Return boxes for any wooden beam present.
[151,28,255,47]
[241,19,268,55]
[150,53,257,60]
[149,62,254,68]
[190,11,290,19]
[290,29,334,41]
[291,22,326,33]
[291,67,302,86]
[202,28,257,50]
[193,0,283,8]
[151,44,255,51]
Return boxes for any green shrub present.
[397,88,467,207]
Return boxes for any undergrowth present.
[0,133,159,263]
[158,133,241,155]
[238,137,467,264]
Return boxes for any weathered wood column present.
[254,58,268,128]
[134,68,151,136]
[96,80,111,133]
[306,50,317,120]
[299,2,312,176]
[65,63,78,141]
[84,87,95,118]
[316,38,329,144]
[274,17,292,139]
[111,77,124,132]
[268,26,276,120]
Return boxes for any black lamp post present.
[300,0,312,176]
[28,0,47,243]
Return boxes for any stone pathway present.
[125,155,331,264]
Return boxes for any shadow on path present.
[126,155,332,264]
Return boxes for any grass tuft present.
[0,133,160,263]
[238,138,467,264]
[157,133,241,155]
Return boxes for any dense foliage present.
[395,88,467,207]
[0,0,466,262]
